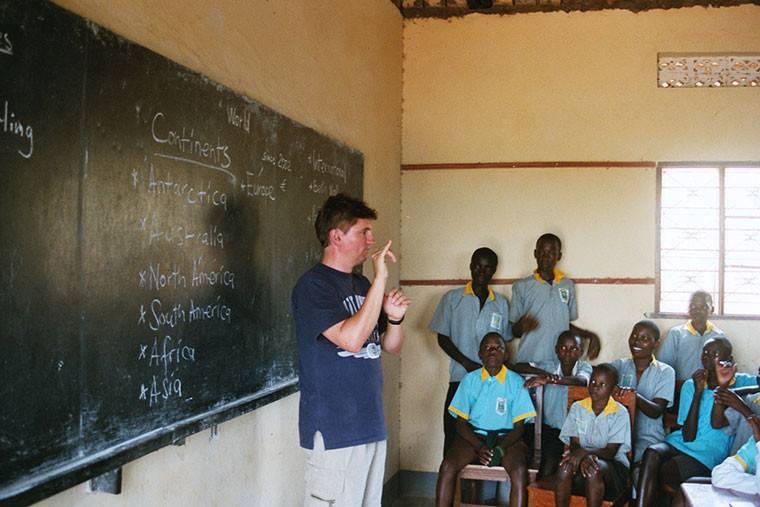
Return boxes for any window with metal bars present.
[657,163,760,317]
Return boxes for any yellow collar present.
[579,396,620,417]
[703,376,737,388]
[464,281,495,301]
[480,365,507,385]
[533,268,566,284]
[627,354,659,367]
[686,320,715,336]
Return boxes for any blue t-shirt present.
[291,263,387,450]
[449,366,536,433]
[665,374,756,469]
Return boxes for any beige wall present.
[39,1,402,505]
[401,6,760,472]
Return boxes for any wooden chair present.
[452,383,544,507]
[661,379,685,497]
[527,385,637,507]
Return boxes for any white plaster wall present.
[35,1,403,505]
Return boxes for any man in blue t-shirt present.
[291,193,410,507]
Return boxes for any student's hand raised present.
[715,358,737,388]
[692,369,707,393]
[513,313,540,337]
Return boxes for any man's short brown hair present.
[315,193,377,247]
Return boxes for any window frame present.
[654,161,760,320]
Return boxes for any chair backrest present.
[528,383,544,469]
[663,379,685,431]
[566,385,636,463]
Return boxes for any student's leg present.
[554,458,577,507]
[583,459,610,507]
[442,382,459,457]
[501,440,529,507]
[635,443,679,507]
[660,453,711,496]
[539,425,563,478]
[435,436,477,507]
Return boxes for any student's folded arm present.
[454,416,483,452]
[587,442,620,462]
[637,396,668,419]
[497,420,524,449]
[322,278,386,353]
[683,389,702,441]
[512,362,547,377]
[712,455,760,496]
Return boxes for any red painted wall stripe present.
[401,278,655,286]
[401,161,656,171]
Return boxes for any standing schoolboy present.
[712,414,760,496]
[611,320,675,464]
[435,332,535,507]
[657,290,726,381]
[556,363,631,507]
[516,330,592,478]
[635,337,755,507]
[509,233,600,364]
[429,247,512,456]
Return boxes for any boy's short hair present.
[635,319,661,342]
[314,193,377,247]
[557,329,582,346]
[536,233,562,250]
[480,332,505,348]
[592,362,619,385]
[471,247,498,266]
[689,290,714,307]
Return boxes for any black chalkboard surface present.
[0,1,363,503]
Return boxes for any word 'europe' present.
[152,112,231,168]
[1,100,33,158]
[140,213,224,249]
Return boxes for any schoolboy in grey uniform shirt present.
[510,233,600,364]
[657,290,726,381]
[429,247,512,455]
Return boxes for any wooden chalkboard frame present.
[0,1,363,504]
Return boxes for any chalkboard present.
[0,1,363,503]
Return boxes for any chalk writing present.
[241,170,275,201]
[136,299,186,332]
[308,179,339,196]
[151,111,231,169]
[226,106,250,133]
[138,262,187,291]
[192,256,235,289]
[139,374,183,407]
[1,100,33,158]
[139,213,225,249]
[309,149,346,183]
[0,32,12,55]
[137,166,229,210]
[261,151,291,172]
[138,335,196,374]
[189,296,232,324]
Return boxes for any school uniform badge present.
[558,288,570,304]
[576,418,587,434]
[490,313,502,329]
[496,397,507,415]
